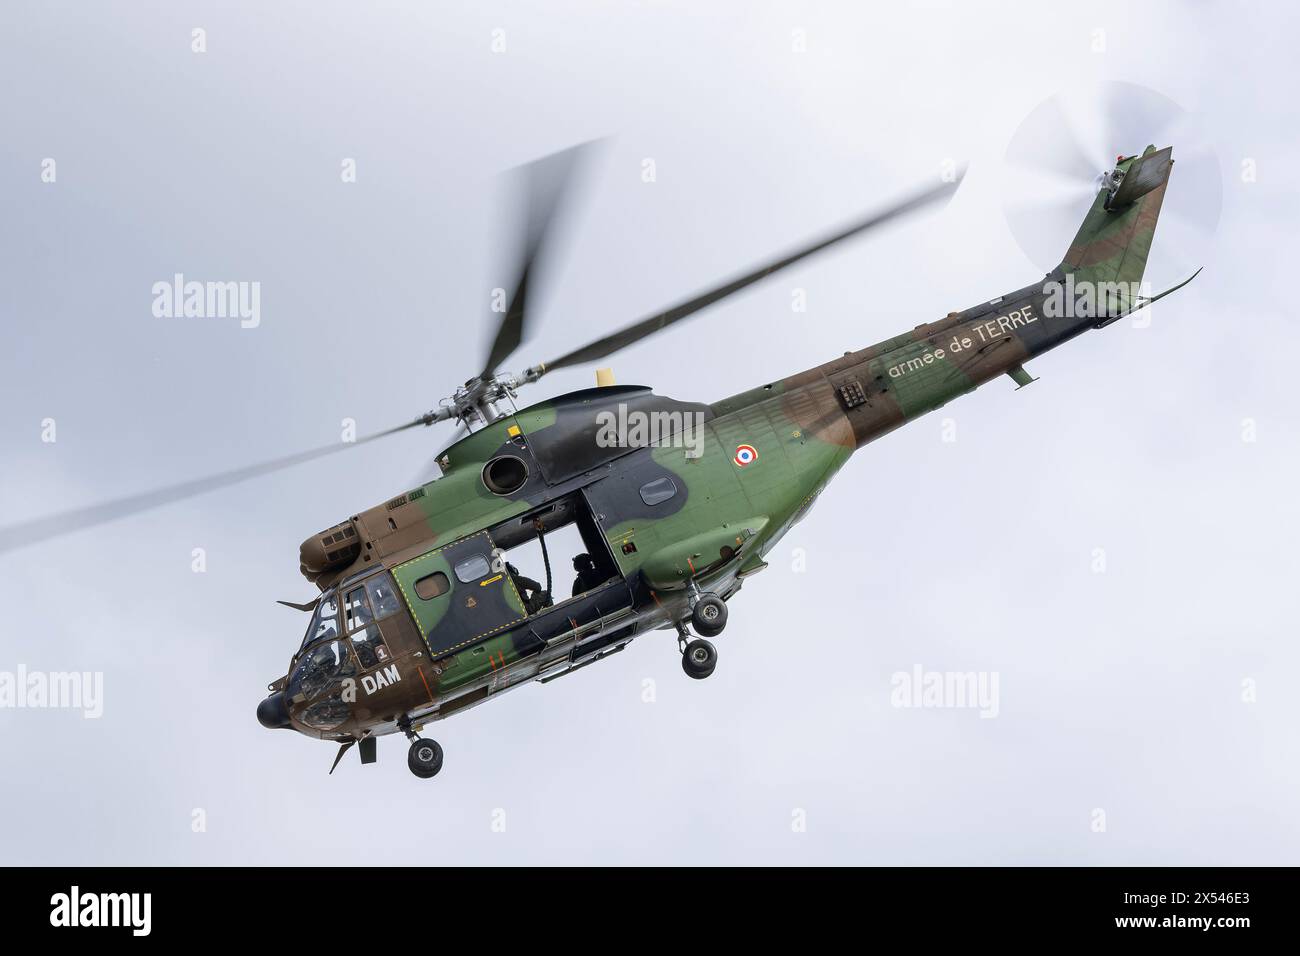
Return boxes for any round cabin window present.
[482,455,528,495]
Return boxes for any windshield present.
[286,590,358,734]
[288,637,357,732]
[299,591,339,652]
[288,638,356,703]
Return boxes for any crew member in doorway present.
[507,561,550,615]
[571,553,605,597]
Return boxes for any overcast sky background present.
[2,0,1297,865]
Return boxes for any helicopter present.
[0,140,1197,779]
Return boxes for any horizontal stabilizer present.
[1094,266,1203,328]
[1106,146,1173,210]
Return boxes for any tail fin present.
[1058,145,1172,310]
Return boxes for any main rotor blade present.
[0,418,427,555]
[482,142,595,378]
[532,171,964,374]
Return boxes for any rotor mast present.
[422,366,545,432]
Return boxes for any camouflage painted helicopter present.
[0,143,1196,778]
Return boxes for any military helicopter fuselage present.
[252,145,1191,777]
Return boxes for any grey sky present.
[1,0,1297,865]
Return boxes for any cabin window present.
[365,572,402,620]
[453,554,492,583]
[638,476,677,506]
[414,571,450,600]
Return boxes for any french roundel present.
[733,444,758,466]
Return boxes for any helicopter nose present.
[257,691,292,730]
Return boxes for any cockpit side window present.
[345,586,390,670]
[365,572,402,621]
[345,587,374,632]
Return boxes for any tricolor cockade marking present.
[733,444,758,466]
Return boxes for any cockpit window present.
[289,638,355,702]
[313,594,339,642]
[344,587,373,632]
[454,554,491,583]
[300,696,351,731]
[291,635,356,732]
[345,586,391,670]
[298,591,339,652]
[365,572,402,621]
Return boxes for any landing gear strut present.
[400,720,443,779]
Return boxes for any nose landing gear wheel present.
[691,594,728,637]
[681,638,718,679]
[407,738,444,778]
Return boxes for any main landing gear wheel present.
[681,638,718,680]
[407,738,444,778]
[691,594,728,637]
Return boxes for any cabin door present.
[391,531,526,660]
